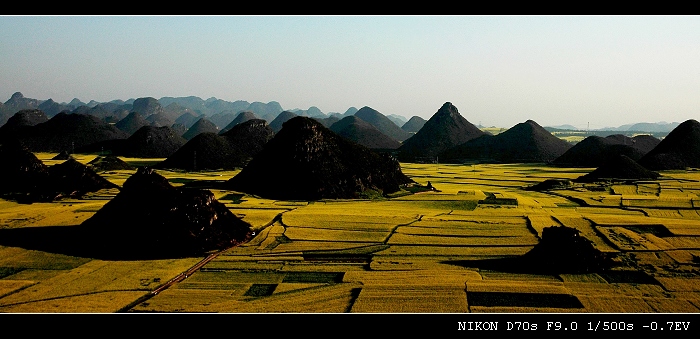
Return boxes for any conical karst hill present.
[0,109,49,142]
[115,111,150,136]
[574,154,660,183]
[171,123,188,136]
[312,115,340,129]
[440,119,571,163]
[79,167,253,259]
[10,113,129,153]
[174,112,202,129]
[396,102,487,163]
[226,116,414,200]
[182,117,219,140]
[401,116,427,133]
[156,132,246,171]
[114,125,187,158]
[354,106,412,142]
[219,118,274,160]
[0,142,117,202]
[145,112,174,128]
[638,119,700,170]
[52,150,73,160]
[88,155,135,172]
[46,158,120,199]
[330,115,401,150]
[0,140,51,199]
[269,110,298,134]
[553,134,660,167]
[220,111,258,134]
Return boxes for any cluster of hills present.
[2,91,700,194]
[3,91,700,259]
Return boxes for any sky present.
[1,15,699,129]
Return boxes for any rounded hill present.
[553,134,660,167]
[329,115,401,150]
[638,119,700,170]
[226,116,414,200]
[440,119,571,164]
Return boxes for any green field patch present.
[219,193,245,203]
[0,280,36,299]
[233,209,288,228]
[372,245,532,258]
[479,192,518,206]
[282,272,345,283]
[282,212,414,229]
[198,260,285,272]
[187,270,284,284]
[0,247,92,270]
[467,291,584,308]
[395,225,533,238]
[621,224,673,237]
[611,185,638,195]
[678,209,700,219]
[284,226,389,242]
[0,267,24,279]
[210,283,359,313]
[598,271,658,284]
[344,269,482,287]
[664,237,700,249]
[350,286,469,313]
[249,240,374,254]
[121,157,166,167]
[643,209,684,218]
[0,290,148,313]
[301,245,387,263]
[596,227,668,251]
[559,273,608,283]
[421,214,528,226]
[654,277,700,292]
[243,283,278,297]
[387,233,539,246]
[175,281,249,291]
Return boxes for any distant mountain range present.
[1,92,683,134]
[545,121,681,133]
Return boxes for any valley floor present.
[1,155,700,314]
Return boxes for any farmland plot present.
[3,159,700,313]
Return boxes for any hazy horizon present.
[2,15,699,130]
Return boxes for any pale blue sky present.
[1,15,699,129]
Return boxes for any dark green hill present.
[270,111,298,134]
[182,117,219,140]
[115,112,150,136]
[226,116,414,200]
[440,120,572,164]
[0,109,49,143]
[330,116,401,150]
[354,106,412,142]
[575,155,660,183]
[115,125,187,158]
[219,118,274,161]
[401,116,427,133]
[79,167,253,259]
[553,134,660,167]
[12,113,129,153]
[397,102,487,163]
[156,132,246,171]
[639,119,700,170]
[219,111,258,134]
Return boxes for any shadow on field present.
[0,225,205,261]
[442,226,618,275]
